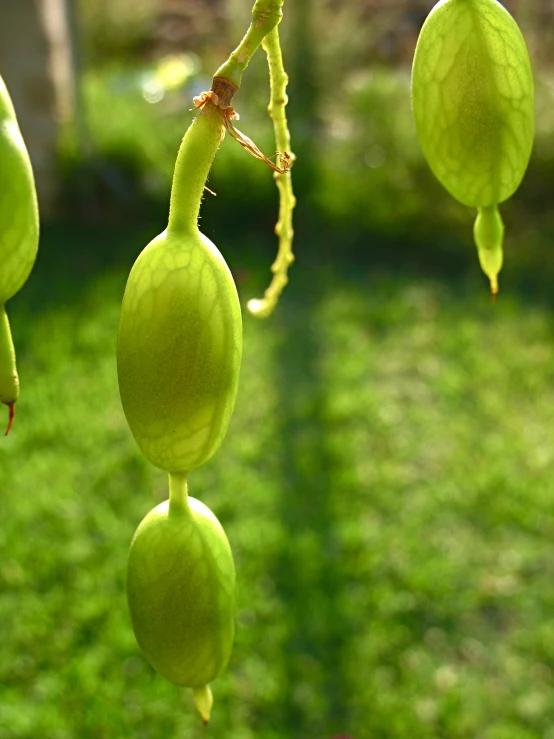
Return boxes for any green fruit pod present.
[117,100,242,472]
[0,74,39,432]
[411,0,534,294]
[126,479,235,720]
[117,228,242,472]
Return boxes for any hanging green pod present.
[117,98,242,472]
[0,74,39,432]
[117,227,242,471]
[126,474,235,723]
[411,0,534,295]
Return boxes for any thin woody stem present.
[214,0,283,89]
[247,25,296,319]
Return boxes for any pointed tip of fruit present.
[193,685,213,725]
[4,402,14,435]
[490,274,499,302]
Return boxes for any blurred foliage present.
[78,0,161,62]
[60,47,554,294]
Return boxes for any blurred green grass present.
[2,220,554,737]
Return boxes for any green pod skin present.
[411,0,534,294]
[0,75,39,432]
[117,100,242,472]
[0,308,17,417]
[126,474,235,700]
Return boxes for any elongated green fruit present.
[0,74,39,432]
[412,0,534,294]
[126,473,235,716]
[117,99,242,472]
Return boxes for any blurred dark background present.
[3,2,554,739]
[4,0,554,288]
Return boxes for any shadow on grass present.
[260,275,355,738]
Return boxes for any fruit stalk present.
[214,0,284,89]
[248,25,295,318]
[168,471,190,516]
[167,101,225,235]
